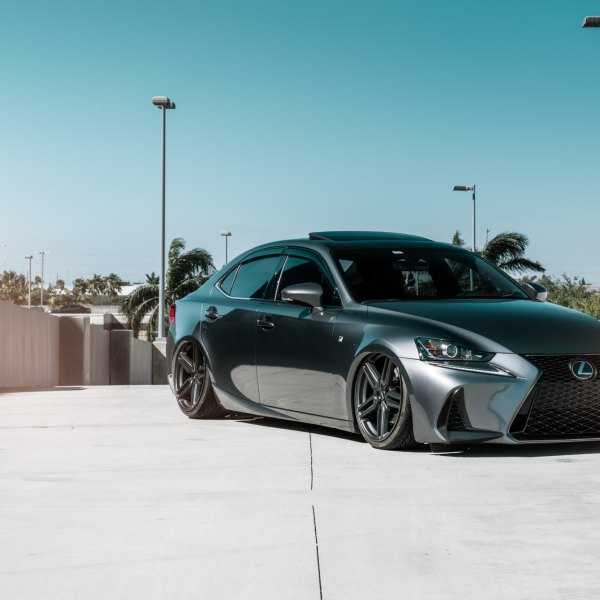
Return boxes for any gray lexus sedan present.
[167,231,600,450]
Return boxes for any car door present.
[255,249,344,419]
[201,249,284,403]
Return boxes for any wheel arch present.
[345,340,418,432]
[171,332,217,386]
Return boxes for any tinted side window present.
[230,256,280,299]
[218,266,239,296]
[277,256,335,305]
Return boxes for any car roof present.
[227,231,469,266]
[307,231,431,242]
[254,231,460,251]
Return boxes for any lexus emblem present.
[570,360,597,381]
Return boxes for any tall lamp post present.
[152,95,176,341]
[452,185,477,252]
[37,251,47,308]
[25,255,33,308]
[220,231,232,264]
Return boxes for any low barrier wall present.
[0,302,60,387]
[110,330,153,385]
[59,317,112,385]
[0,303,165,388]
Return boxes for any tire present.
[354,353,416,450]
[171,338,225,419]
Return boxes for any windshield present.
[333,247,529,302]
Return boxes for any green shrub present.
[529,275,600,319]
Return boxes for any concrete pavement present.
[1,386,600,599]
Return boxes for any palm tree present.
[72,278,89,301]
[88,273,108,296]
[145,271,159,285]
[121,238,214,340]
[105,273,125,300]
[46,278,72,307]
[452,230,544,275]
[0,270,27,303]
[451,230,465,247]
[481,232,544,274]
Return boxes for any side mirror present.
[281,283,323,309]
[522,281,548,302]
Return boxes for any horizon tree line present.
[0,271,127,306]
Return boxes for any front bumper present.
[402,353,600,445]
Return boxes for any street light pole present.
[152,96,176,341]
[37,251,46,308]
[220,231,232,264]
[452,185,477,252]
[25,255,33,308]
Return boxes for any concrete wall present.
[89,325,110,384]
[1,304,164,388]
[130,336,152,384]
[110,330,152,385]
[59,318,110,386]
[59,316,89,385]
[152,341,168,384]
[0,302,60,388]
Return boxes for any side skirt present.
[213,386,358,433]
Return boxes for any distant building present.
[120,284,144,296]
[583,284,600,293]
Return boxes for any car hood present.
[368,299,600,355]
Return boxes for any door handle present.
[205,307,220,321]
[257,316,275,330]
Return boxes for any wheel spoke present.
[177,377,192,398]
[358,396,378,419]
[177,353,194,374]
[385,389,402,410]
[363,362,380,390]
[190,380,200,406]
[385,397,400,411]
[380,358,393,387]
[376,403,390,439]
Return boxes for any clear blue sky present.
[2,0,600,283]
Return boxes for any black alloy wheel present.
[354,353,415,450]
[172,339,224,418]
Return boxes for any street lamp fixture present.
[152,96,176,109]
[220,231,232,264]
[152,95,176,341]
[24,255,33,308]
[452,185,477,252]
[583,16,600,27]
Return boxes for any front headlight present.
[415,337,512,377]
[415,337,493,362]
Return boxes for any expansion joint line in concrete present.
[309,429,314,491]
[309,430,322,598]
[312,505,324,600]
